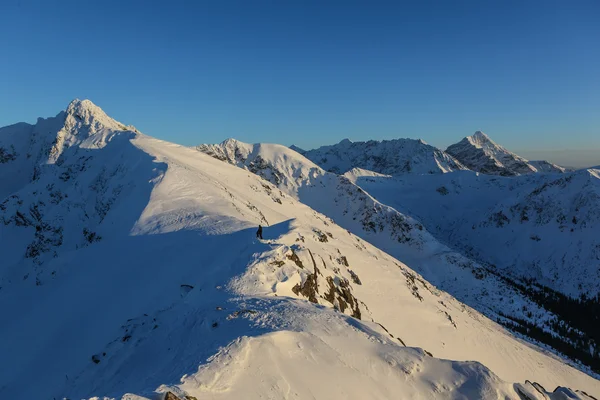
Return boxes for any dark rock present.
[286,250,304,269]
[348,269,361,285]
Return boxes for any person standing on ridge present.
[256,225,263,240]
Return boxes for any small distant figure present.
[256,225,263,240]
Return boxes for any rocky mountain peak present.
[64,98,124,132]
[447,131,564,176]
[468,131,493,146]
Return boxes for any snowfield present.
[0,100,599,399]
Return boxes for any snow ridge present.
[299,137,468,175]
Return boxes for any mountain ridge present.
[1,100,598,399]
[197,137,600,377]
[295,137,468,175]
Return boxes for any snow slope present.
[295,137,468,175]
[0,101,598,399]
[446,131,565,176]
[349,169,600,298]
[198,139,599,376]
[350,167,600,373]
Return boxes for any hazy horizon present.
[516,148,600,169]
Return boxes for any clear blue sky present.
[1,0,598,157]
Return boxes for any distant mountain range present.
[292,131,568,178]
[293,138,468,175]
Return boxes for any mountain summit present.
[446,131,565,176]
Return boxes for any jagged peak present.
[466,131,496,148]
[472,130,489,139]
[62,98,134,134]
[220,138,242,147]
[338,138,352,146]
[66,99,108,119]
[31,99,135,164]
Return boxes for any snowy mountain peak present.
[338,138,353,146]
[64,98,127,133]
[219,137,242,147]
[66,98,104,117]
[469,130,494,146]
[447,131,564,176]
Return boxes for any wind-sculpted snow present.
[446,131,565,176]
[294,137,468,175]
[0,101,598,399]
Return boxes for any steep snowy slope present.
[446,131,565,176]
[350,168,600,373]
[296,137,468,175]
[1,102,598,399]
[198,139,599,375]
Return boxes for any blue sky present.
[0,0,598,161]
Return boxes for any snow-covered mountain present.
[446,131,566,176]
[0,99,148,280]
[295,137,468,175]
[197,138,600,377]
[350,168,600,374]
[1,101,599,399]
[351,169,600,298]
